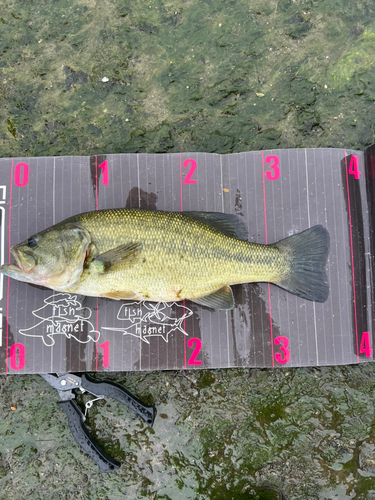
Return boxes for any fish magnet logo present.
[19,293,100,347]
[102,302,193,343]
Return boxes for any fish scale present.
[66,210,287,300]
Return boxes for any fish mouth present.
[10,246,36,273]
[10,247,23,269]
[9,247,23,272]
[0,247,37,281]
[0,262,22,276]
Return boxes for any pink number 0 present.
[183,159,197,184]
[10,343,25,370]
[14,163,29,187]
[188,338,202,365]
[274,336,290,364]
[265,155,280,181]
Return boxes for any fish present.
[0,209,330,309]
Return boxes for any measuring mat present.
[0,146,374,374]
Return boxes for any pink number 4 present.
[360,332,373,357]
[349,155,361,180]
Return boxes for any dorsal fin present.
[184,212,248,240]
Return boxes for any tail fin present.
[274,225,330,302]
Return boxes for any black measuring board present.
[0,147,373,374]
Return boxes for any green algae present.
[4,367,375,498]
[0,0,374,159]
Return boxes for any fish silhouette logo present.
[102,301,193,343]
[19,293,100,346]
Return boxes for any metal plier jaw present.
[40,373,156,473]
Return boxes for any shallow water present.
[0,0,375,498]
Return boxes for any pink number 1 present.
[98,160,109,185]
[99,340,109,367]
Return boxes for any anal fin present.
[101,291,139,300]
[190,285,234,310]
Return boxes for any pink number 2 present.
[187,338,202,365]
[183,159,197,184]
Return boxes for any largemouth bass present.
[0,209,329,309]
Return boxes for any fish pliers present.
[40,373,156,473]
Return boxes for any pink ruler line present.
[96,298,99,371]
[95,156,99,370]
[6,159,14,374]
[95,155,98,211]
[179,153,183,212]
[179,153,187,369]
[6,277,9,374]
[344,151,359,362]
[261,151,274,367]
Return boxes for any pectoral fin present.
[91,242,143,274]
[190,285,234,310]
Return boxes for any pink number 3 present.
[265,155,280,181]
[274,336,290,364]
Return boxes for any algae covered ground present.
[0,0,375,498]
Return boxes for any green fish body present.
[0,209,330,309]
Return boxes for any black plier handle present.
[40,373,156,473]
[58,398,120,473]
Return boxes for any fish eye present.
[27,237,37,248]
